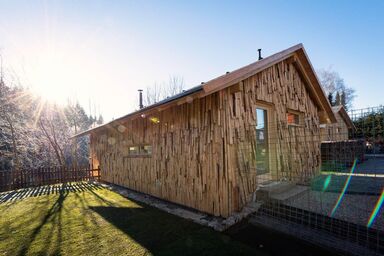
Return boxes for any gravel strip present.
[286,190,384,231]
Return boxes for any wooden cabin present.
[320,106,355,141]
[74,44,336,217]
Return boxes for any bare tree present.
[144,75,185,106]
[0,54,99,171]
[0,63,21,175]
[0,62,37,181]
[38,103,71,167]
[165,76,185,97]
[34,100,94,168]
[145,82,162,106]
[317,68,356,110]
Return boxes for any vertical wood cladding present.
[90,60,321,217]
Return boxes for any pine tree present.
[328,92,334,106]
[340,91,347,110]
[335,91,341,106]
[97,114,104,125]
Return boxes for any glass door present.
[256,108,269,175]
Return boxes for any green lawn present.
[0,183,265,256]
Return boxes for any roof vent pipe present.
[138,89,143,109]
[258,49,263,60]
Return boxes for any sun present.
[29,52,80,104]
[29,55,69,104]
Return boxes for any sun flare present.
[29,54,70,104]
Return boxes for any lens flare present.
[367,188,384,228]
[331,158,358,217]
[149,117,160,124]
[322,175,332,192]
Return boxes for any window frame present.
[286,109,303,127]
[127,144,153,158]
[255,107,269,174]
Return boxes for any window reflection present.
[256,108,268,174]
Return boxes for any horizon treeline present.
[0,74,103,171]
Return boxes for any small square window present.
[141,145,152,155]
[128,146,139,156]
[128,145,152,157]
[287,112,300,125]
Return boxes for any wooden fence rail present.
[0,166,100,192]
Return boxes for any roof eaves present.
[337,106,356,130]
[71,85,204,138]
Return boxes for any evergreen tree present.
[327,92,334,106]
[340,91,347,110]
[335,91,341,106]
[97,114,104,125]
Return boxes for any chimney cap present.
[258,49,263,60]
[138,89,144,109]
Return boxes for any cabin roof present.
[72,85,204,138]
[332,106,356,130]
[72,43,336,138]
[202,43,336,123]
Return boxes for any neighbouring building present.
[74,44,336,217]
[320,105,355,141]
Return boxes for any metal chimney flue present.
[138,89,143,109]
[258,49,263,60]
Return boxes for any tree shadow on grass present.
[0,182,103,204]
[16,184,69,256]
[90,203,264,256]
[11,183,104,255]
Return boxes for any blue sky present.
[0,0,383,121]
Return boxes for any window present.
[255,108,269,174]
[128,146,140,156]
[128,145,152,157]
[141,145,152,155]
[287,112,301,125]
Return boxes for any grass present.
[0,183,265,256]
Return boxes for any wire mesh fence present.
[242,106,384,255]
